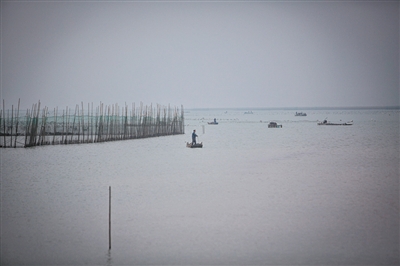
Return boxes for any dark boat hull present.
[317,121,353,126]
[186,142,203,148]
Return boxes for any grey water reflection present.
[1,109,399,265]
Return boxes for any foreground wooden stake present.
[109,186,111,250]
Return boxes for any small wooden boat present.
[317,120,353,126]
[186,142,203,148]
[268,122,282,128]
[208,118,218,125]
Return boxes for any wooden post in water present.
[10,105,14,147]
[14,99,20,148]
[109,186,111,250]
[53,107,58,144]
[0,109,2,147]
[3,100,6,147]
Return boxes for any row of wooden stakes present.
[0,100,185,148]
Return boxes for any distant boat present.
[244,111,253,114]
[317,120,353,126]
[295,112,307,116]
[208,118,218,125]
[268,121,282,128]
[186,142,203,148]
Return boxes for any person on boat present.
[192,130,198,145]
[214,118,217,123]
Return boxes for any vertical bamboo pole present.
[43,106,47,145]
[70,105,77,143]
[115,103,118,140]
[40,106,44,145]
[10,105,14,147]
[118,104,121,140]
[2,100,6,147]
[35,102,40,146]
[0,109,2,147]
[106,105,110,141]
[26,104,33,147]
[134,103,136,139]
[92,102,94,142]
[111,105,114,141]
[110,104,113,141]
[81,102,84,143]
[6,109,9,147]
[116,104,119,140]
[77,104,81,143]
[53,107,58,144]
[94,105,98,142]
[114,104,117,140]
[181,105,185,134]
[27,104,33,147]
[95,105,99,142]
[38,106,43,145]
[87,102,90,143]
[123,104,126,140]
[90,103,93,142]
[81,102,85,143]
[27,103,36,147]
[100,103,103,142]
[102,103,105,142]
[39,106,48,145]
[33,101,40,146]
[110,104,112,141]
[62,109,65,144]
[24,109,30,147]
[109,186,111,250]
[99,104,102,142]
[67,106,71,144]
[45,106,49,145]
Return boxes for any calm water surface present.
[1,108,399,265]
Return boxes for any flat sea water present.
[1,108,399,265]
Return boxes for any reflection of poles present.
[109,186,111,250]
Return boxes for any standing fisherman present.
[192,130,198,145]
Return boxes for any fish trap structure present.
[0,100,185,148]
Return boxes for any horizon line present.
[185,105,400,110]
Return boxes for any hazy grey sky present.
[1,0,399,109]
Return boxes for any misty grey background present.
[1,0,399,109]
